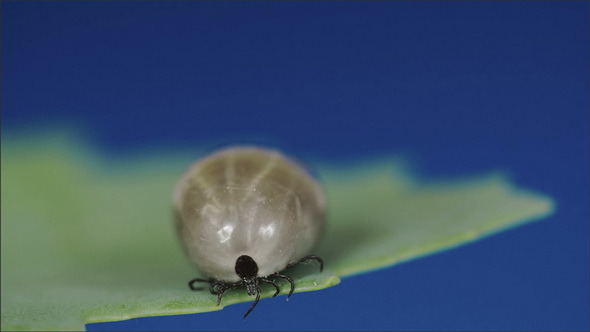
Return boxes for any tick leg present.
[286,254,324,272]
[243,282,262,319]
[211,280,226,295]
[271,272,295,297]
[260,277,281,297]
[209,281,220,295]
[213,281,243,306]
[188,277,212,291]
[215,283,230,305]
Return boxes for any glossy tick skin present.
[173,146,326,318]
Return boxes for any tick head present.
[235,255,259,295]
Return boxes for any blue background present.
[3,1,588,330]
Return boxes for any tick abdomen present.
[173,146,326,282]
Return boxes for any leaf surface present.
[0,133,554,330]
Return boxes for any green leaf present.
[1,131,555,331]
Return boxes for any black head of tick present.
[235,255,258,295]
[235,255,258,279]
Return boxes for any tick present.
[172,146,325,318]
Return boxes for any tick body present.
[173,146,325,318]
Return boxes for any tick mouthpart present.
[244,278,257,296]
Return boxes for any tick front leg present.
[243,282,262,319]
